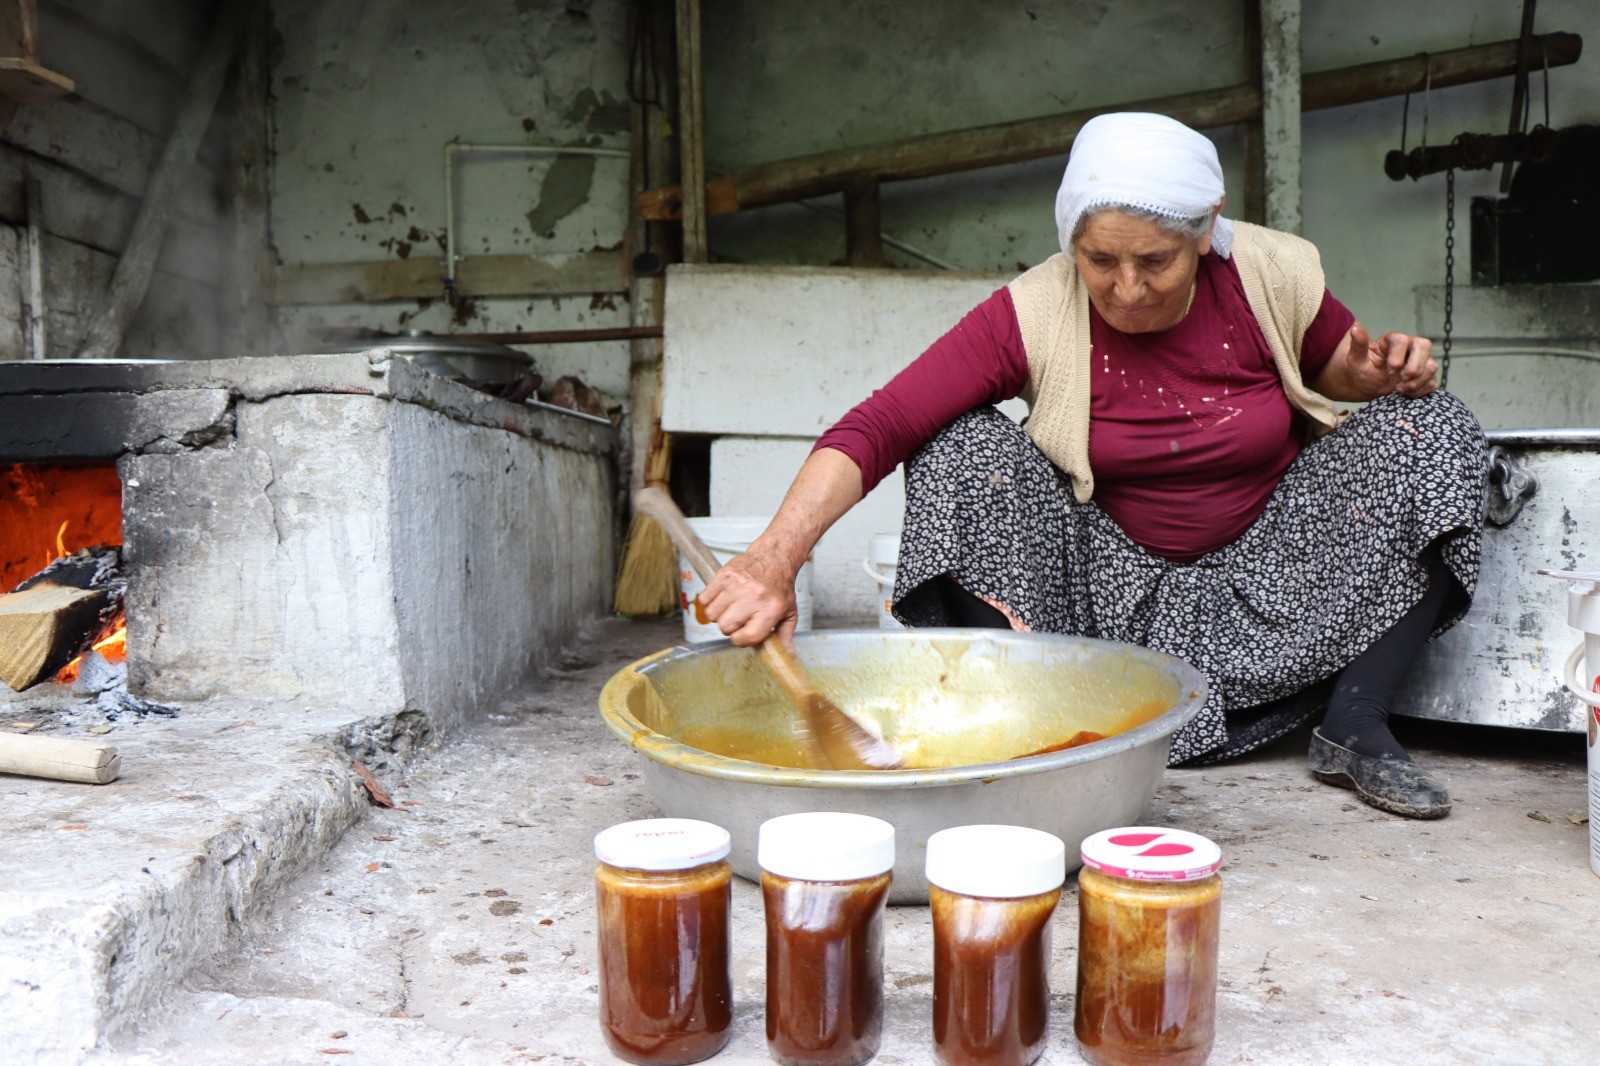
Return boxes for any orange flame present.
[53,621,127,685]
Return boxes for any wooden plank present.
[0,0,38,57]
[0,57,71,103]
[642,31,1584,219]
[47,0,211,75]
[675,0,706,263]
[41,232,221,359]
[74,0,244,357]
[3,98,225,216]
[35,2,182,134]
[269,249,630,305]
[0,146,232,285]
[1241,0,1265,225]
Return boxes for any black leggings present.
[1320,547,1456,758]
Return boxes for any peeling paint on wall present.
[526,155,597,237]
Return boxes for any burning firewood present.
[0,546,125,692]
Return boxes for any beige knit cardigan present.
[1008,220,1345,502]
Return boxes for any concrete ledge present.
[0,353,616,458]
[0,702,380,1062]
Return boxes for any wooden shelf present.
[0,56,73,104]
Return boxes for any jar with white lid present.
[1074,826,1224,1066]
[759,812,896,1066]
[926,824,1066,1066]
[594,818,733,1065]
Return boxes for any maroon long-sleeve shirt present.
[815,252,1355,562]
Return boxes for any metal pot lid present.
[310,328,531,363]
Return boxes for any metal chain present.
[1442,168,1455,388]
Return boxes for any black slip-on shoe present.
[1308,727,1452,819]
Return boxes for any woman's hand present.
[694,447,867,647]
[699,542,800,648]
[1313,322,1439,402]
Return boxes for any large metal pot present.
[598,629,1206,904]
[305,329,534,382]
[1399,429,1600,732]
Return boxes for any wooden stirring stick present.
[633,488,900,771]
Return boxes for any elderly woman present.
[699,113,1485,820]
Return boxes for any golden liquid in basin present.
[627,634,1181,771]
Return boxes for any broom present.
[613,385,680,616]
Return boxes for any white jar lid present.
[925,825,1066,898]
[758,812,895,881]
[594,818,731,871]
[1080,826,1222,882]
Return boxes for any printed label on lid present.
[1081,826,1222,882]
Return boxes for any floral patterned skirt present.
[892,391,1487,765]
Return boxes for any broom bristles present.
[615,380,677,616]
[613,511,681,616]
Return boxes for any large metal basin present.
[598,629,1206,904]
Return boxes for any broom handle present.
[634,487,722,585]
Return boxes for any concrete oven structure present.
[0,352,616,732]
[0,352,616,1056]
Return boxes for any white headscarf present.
[1053,112,1234,258]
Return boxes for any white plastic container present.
[679,516,813,644]
[1540,567,1600,878]
[862,532,903,630]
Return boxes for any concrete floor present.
[96,618,1597,1066]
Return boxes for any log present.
[0,583,105,690]
[0,546,123,692]
[639,31,1584,220]
[0,732,119,784]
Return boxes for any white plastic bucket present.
[679,516,813,644]
[863,532,902,630]
[1544,567,1600,878]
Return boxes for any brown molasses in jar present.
[594,818,734,1065]
[1074,827,1224,1066]
[759,812,896,1066]
[927,824,1067,1066]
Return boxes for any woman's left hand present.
[1341,323,1439,400]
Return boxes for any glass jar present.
[1074,827,1223,1066]
[594,818,734,1065]
[759,812,896,1066]
[927,824,1066,1066]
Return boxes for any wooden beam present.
[842,176,885,267]
[73,0,245,356]
[0,0,37,57]
[268,249,629,305]
[674,0,707,263]
[459,325,664,346]
[1260,0,1301,234]
[640,31,1583,220]
[1242,0,1265,225]
[0,0,72,105]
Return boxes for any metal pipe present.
[442,141,630,291]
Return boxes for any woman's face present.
[1073,210,1211,333]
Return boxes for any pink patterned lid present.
[1080,826,1222,882]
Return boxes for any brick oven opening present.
[0,462,126,689]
